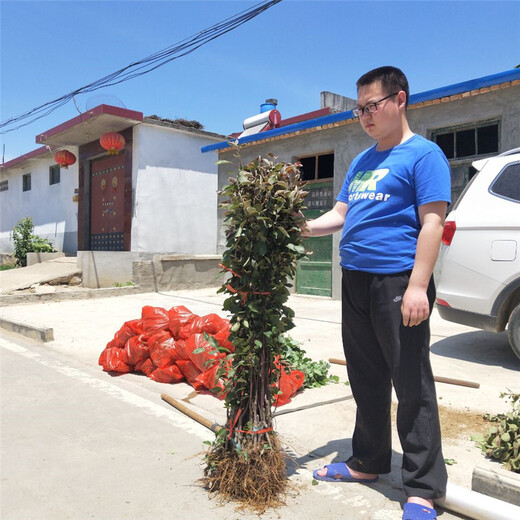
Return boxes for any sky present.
[1,0,519,162]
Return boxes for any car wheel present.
[507,304,520,361]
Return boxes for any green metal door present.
[296,181,334,297]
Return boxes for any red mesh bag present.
[274,369,305,406]
[195,364,228,399]
[176,360,205,391]
[121,334,149,366]
[200,314,229,334]
[185,333,224,372]
[169,339,189,361]
[134,357,155,376]
[187,313,229,335]
[147,330,171,349]
[106,319,143,349]
[150,364,185,384]
[168,306,196,340]
[212,328,234,353]
[147,331,178,369]
[141,306,169,335]
[98,347,133,373]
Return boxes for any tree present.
[12,217,55,267]
[203,152,308,509]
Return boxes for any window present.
[0,180,7,192]
[298,152,334,181]
[22,173,31,192]
[432,121,499,160]
[49,165,60,185]
[491,162,520,203]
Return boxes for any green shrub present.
[472,390,520,472]
[279,335,339,388]
[114,281,134,287]
[12,217,56,267]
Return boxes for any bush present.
[12,217,56,267]
[472,390,520,472]
[280,335,339,388]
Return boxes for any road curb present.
[472,464,520,506]
[0,285,146,307]
[0,317,54,342]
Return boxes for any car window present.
[490,161,520,203]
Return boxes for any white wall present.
[131,124,221,254]
[0,153,79,253]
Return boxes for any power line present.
[0,0,282,135]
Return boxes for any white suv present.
[435,148,520,360]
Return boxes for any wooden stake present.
[328,358,480,389]
[161,393,224,433]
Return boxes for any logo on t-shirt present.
[348,168,391,202]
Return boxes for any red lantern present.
[53,150,76,169]
[100,132,125,155]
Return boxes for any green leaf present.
[192,347,206,354]
[444,458,457,465]
[231,322,240,332]
[257,240,267,257]
[248,302,261,314]
[287,243,306,254]
[277,226,290,238]
[237,170,252,183]
[311,479,319,486]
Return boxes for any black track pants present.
[341,268,447,499]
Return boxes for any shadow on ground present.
[285,438,464,518]
[431,330,520,370]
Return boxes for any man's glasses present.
[352,92,399,118]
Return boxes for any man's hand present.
[296,201,348,238]
[401,285,430,327]
[401,201,447,327]
[292,210,312,236]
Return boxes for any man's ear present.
[397,90,407,110]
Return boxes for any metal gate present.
[89,154,126,251]
[296,181,334,297]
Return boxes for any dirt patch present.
[391,402,489,441]
[438,404,489,441]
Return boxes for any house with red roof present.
[0,106,225,286]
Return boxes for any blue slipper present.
[312,462,378,483]
[402,503,437,520]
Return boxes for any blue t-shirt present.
[336,134,451,274]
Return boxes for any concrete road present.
[1,328,463,520]
[1,288,519,519]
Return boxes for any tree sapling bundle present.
[204,153,308,509]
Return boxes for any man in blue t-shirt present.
[302,66,450,520]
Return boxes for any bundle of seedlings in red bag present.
[98,305,235,395]
[99,304,307,404]
[203,151,308,510]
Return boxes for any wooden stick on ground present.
[328,358,480,389]
[161,393,224,433]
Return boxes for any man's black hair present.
[356,66,410,108]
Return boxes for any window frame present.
[22,173,32,192]
[296,151,335,182]
[431,119,500,163]
[49,164,61,185]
